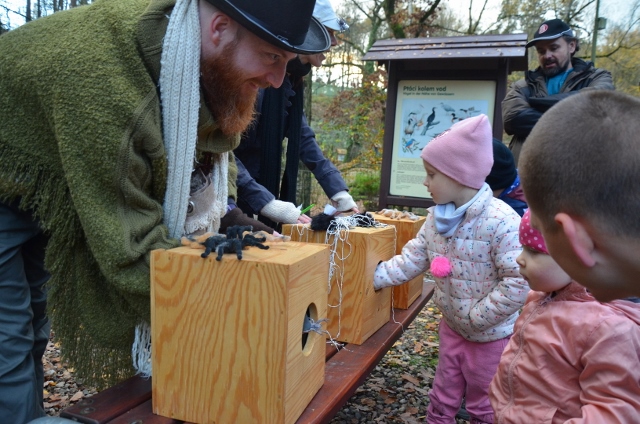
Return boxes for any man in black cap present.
[502,18,614,165]
[0,0,328,421]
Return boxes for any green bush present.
[349,172,380,210]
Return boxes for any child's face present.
[423,160,466,206]
[516,246,571,292]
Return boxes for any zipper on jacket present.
[499,297,548,422]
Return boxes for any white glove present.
[260,200,301,224]
[331,191,357,212]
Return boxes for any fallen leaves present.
[70,391,84,402]
[329,298,459,423]
[43,332,97,417]
[401,373,420,386]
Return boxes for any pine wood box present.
[282,224,394,345]
[369,213,427,309]
[150,242,329,424]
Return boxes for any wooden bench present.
[60,281,435,424]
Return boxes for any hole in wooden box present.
[301,303,318,353]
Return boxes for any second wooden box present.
[282,224,394,345]
[370,212,427,309]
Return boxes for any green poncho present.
[0,0,238,387]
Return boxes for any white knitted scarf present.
[133,0,228,377]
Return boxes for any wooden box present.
[282,224,394,345]
[370,213,427,309]
[150,242,329,424]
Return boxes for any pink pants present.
[426,320,510,424]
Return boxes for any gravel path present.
[44,298,468,423]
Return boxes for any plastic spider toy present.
[214,238,244,261]
[200,234,227,259]
[213,232,270,261]
[226,224,253,240]
[186,226,271,260]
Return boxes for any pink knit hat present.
[519,210,549,254]
[420,114,493,189]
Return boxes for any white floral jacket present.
[374,184,529,342]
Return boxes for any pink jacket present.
[489,282,640,423]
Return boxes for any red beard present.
[200,40,259,135]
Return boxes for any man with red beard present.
[502,18,614,165]
[0,0,329,421]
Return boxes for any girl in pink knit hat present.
[489,210,640,423]
[374,114,528,424]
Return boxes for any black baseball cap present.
[526,19,575,48]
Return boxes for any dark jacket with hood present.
[502,57,614,164]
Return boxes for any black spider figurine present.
[213,233,270,261]
[226,225,253,239]
[215,238,244,261]
[242,234,269,250]
[200,234,227,258]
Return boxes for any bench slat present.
[61,374,152,423]
[105,400,189,424]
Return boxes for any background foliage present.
[2,0,639,207]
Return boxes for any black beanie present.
[486,139,517,190]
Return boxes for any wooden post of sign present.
[150,242,329,424]
[282,224,394,345]
[369,213,427,309]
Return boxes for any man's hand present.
[297,213,311,224]
[331,191,359,213]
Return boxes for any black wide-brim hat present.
[526,18,575,48]
[206,0,331,54]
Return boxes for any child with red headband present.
[489,210,640,423]
[373,114,528,423]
